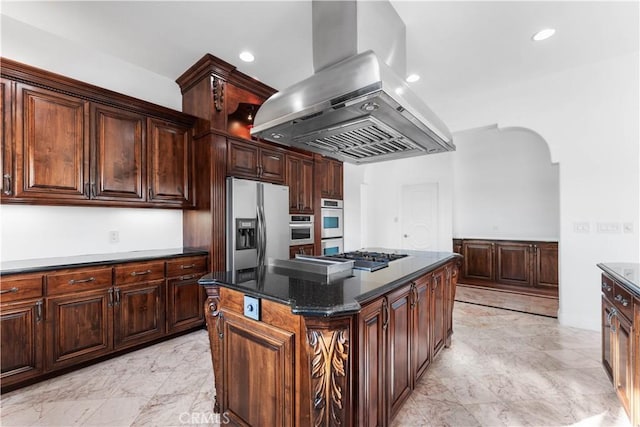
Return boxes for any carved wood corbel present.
[305,320,351,427]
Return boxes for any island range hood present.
[250,1,454,164]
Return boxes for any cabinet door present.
[46,290,112,370]
[0,299,44,387]
[358,298,386,427]
[227,138,258,179]
[462,240,494,282]
[431,269,446,357]
[614,311,633,419]
[534,243,558,288]
[299,158,314,213]
[317,157,343,199]
[329,159,343,199]
[495,242,533,287]
[602,296,615,381]
[386,284,412,419]
[147,118,192,206]
[412,276,431,381]
[167,274,205,333]
[259,147,285,184]
[15,83,89,200]
[113,280,165,349]
[286,155,301,211]
[1,78,13,199]
[220,309,295,426]
[92,104,145,202]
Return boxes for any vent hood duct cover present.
[251,51,453,164]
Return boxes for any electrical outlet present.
[109,230,119,243]
[573,222,590,233]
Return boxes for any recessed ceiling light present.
[239,51,255,62]
[406,74,420,83]
[532,28,556,41]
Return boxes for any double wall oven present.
[320,198,343,256]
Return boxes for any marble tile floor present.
[0,302,630,427]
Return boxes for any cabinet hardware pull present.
[35,300,43,322]
[84,183,91,197]
[108,288,114,307]
[268,155,280,160]
[615,294,629,307]
[91,183,97,198]
[180,264,195,269]
[216,312,224,339]
[409,282,416,309]
[148,188,154,199]
[609,308,618,333]
[115,288,121,305]
[68,277,96,285]
[382,298,389,330]
[602,282,612,292]
[180,274,196,281]
[3,174,11,196]
[0,287,19,295]
[131,270,152,276]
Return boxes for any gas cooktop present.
[330,251,408,272]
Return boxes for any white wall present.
[0,205,183,261]
[435,52,640,331]
[0,16,182,110]
[0,16,186,261]
[452,126,559,240]
[344,153,454,252]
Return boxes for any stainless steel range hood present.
[250,1,454,164]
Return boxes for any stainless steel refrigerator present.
[226,177,289,271]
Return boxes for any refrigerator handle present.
[256,205,264,265]
[259,205,267,265]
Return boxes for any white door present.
[400,183,438,251]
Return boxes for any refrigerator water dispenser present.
[236,218,257,250]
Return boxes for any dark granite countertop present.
[598,262,640,297]
[0,248,208,276]
[198,250,461,316]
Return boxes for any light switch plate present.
[244,295,260,321]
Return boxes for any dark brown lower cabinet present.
[431,268,447,357]
[1,253,208,392]
[387,284,413,419]
[412,274,431,382]
[114,280,166,349]
[47,289,113,371]
[0,299,44,386]
[454,238,558,296]
[220,309,295,426]
[167,274,205,334]
[289,244,315,259]
[358,298,386,427]
[600,270,637,426]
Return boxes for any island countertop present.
[198,250,461,316]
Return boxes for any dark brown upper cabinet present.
[316,156,343,200]
[286,154,314,214]
[91,104,145,202]
[15,83,90,201]
[0,58,196,209]
[147,118,193,206]
[226,137,285,184]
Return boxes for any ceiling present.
[1,1,638,107]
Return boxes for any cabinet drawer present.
[601,274,614,299]
[166,256,207,277]
[612,283,633,321]
[46,267,113,296]
[114,261,165,285]
[0,274,43,303]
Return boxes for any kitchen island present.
[198,250,461,426]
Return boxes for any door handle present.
[3,174,11,196]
